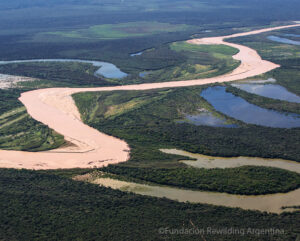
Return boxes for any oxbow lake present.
[200,86,300,128]
[232,83,300,103]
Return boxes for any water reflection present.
[178,110,237,128]
[130,51,143,57]
[267,35,300,45]
[200,86,300,128]
[232,83,300,103]
[283,33,300,38]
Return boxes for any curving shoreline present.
[0,23,300,170]
[0,59,128,79]
[91,177,300,214]
[161,149,300,173]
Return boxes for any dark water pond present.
[201,86,300,128]
[232,83,300,103]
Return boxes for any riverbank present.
[0,24,299,169]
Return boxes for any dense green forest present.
[73,28,300,194]
[0,43,240,87]
[0,168,299,241]
[100,165,300,195]
[0,0,299,67]
[0,0,300,239]
[0,62,116,87]
[73,83,300,195]
[74,86,300,163]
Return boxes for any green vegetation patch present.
[0,168,298,241]
[74,86,300,162]
[44,22,195,40]
[171,41,239,56]
[228,27,300,95]
[102,165,300,195]
[0,62,116,88]
[0,42,240,88]
[226,28,300,114]
[0,89,64,151]
[74,86,300,194]
[0,113,64,151]
[74,89,171,123]
[130,42,240,83]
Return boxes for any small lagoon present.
[267,35,300,46]
[130,51,143,57]
[178,111,237,128]
[242,78,276,84]
[139,71,150,78]
[283,33,300,38]
[201,86,300,128]
[232,83,300,103]
[0,59,128,79]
